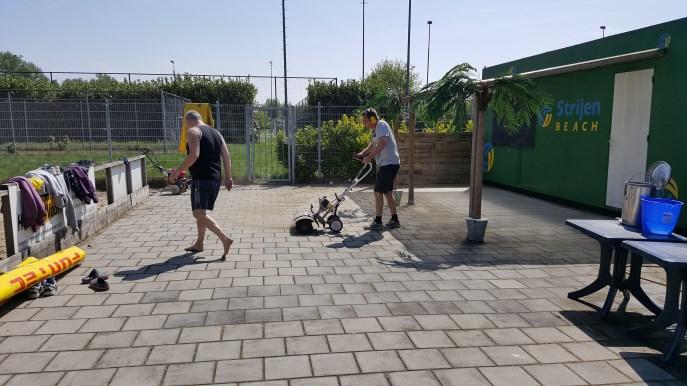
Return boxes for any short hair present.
[362,108,379,121]
[185,110,202,121]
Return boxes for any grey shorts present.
[191,179,220,211]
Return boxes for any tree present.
[419,63,550,241]
[0,52,48,81]
[365,59,421,126]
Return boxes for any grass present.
[0,141,288,183]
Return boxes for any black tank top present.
[188,125,222,181]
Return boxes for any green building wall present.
[482,18,687,227]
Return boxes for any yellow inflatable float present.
[0,246,86,302]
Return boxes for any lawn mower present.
[128,146,190,195]
[293,160,373,234]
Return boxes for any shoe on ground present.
[26,283,42,299]
[365,221,384,231]
[89,277,110,292]
[385,219,401,229]
[82,269,109,284]
[41,278,57,297]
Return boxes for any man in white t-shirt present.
[357,108,401,230]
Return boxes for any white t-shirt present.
[373,120,400,167]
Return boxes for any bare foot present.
[221,238,233,260]
[184,243,203,253]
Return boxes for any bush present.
[277,115,373,183]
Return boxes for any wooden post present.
[407,109,416,205]
[468,91,488,219]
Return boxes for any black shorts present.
[191,179,221,211]
[374,164,400,193]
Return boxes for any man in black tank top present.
[169,110,234,259]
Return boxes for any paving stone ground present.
[0,184,685,385]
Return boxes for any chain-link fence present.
[1,95,462,184]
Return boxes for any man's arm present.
[363,137,387,164]
[357,142,374,158]
[169,127,200,182]
[219,135,233,191]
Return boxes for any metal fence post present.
[23,100,29,145]
[161,91,168,153]
[105,99,113,161]
[134,101,139,143]
[317,102,322,179]
[244,104,253,182]
[86,94,93,151]
[286,105,292,183]
[79,101,85,150]
[7,92,16,146]
[215,100,221,131]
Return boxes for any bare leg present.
[384,192,397,216]
[193,209,233,258]
[374,192,384,218]
[190,211,206,250]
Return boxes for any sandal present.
[88,277,110,291]
[184,246,203,253]
[82,269,109,284]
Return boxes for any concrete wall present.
[396,133,471,186]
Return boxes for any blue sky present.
[2,0,685,102]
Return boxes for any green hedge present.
[277,115,373,183]
[0,74,257,104]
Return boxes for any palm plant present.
[419,63,550,240]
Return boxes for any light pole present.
[361,0,368,80]
[404,0,412,98]
[600,25,606,38]
[426,20,432,85]
[170,60,175,76]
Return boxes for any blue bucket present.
[640,197,683,235]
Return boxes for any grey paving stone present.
[485,313,531,328]
[283,306,320,321]
[522,344,579,364]
[164,312,206,328]
[353,304,392,317]
[524,363,588,386]
[88,331,138,349]
[311,353,359,376]
[367,332,414,350]
[414,314,459,330]
[450,314,496,329]
[242,338,285,358]
[441,347,494,367]
[0,321,44,336]
[563,342,619,361]
[0,352,57,373]
[41,333,94,351]
[567,361,633,384]
[482,346,537,366]
[122,315,167,330]
[291,377,339,386]
[407,331,454,348]
[355,350,405,373]
[340,373,390,386]
[113,303,156,317]
[378,316,421,331]
[110,365,166,386]
[521,327,575,344]
[79,317,126,333]
[146,343,196,364]
[133,328,180,346]
[265,321,303,337]
[328,333,373,352]
[484,328,535,345]
[265,355,312,379]
[480,366,540,386]
[45,349,104,371]
[58,369,115,386]
[151,301,192,315]
[319,305,356,319]
[388,370,441,386]
[387,302,427,316]
[215,358,264,383]
[398,349,451,370]
[341,317,383,333]
[196,340,242,361]
[286,335,330,355]
[6,372,64,386]
[608,359,675,382]
[0,335,50,354]
[97,347,150,367]
[206,310,246,325]
[163,361,215,385]
[223,323,263,340]
[304,319,344,335]
[434,368,491,386]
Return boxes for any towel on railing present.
[64,166,98,205]
[8,176,47,232]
